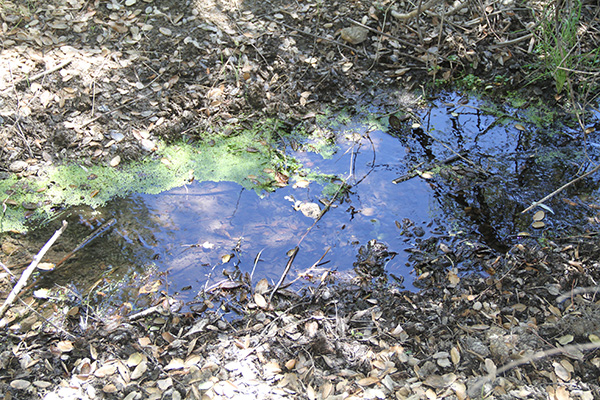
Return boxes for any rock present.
[9,160,28,172]
[340,26,369,45]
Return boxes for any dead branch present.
[269,246,299,303]
[0,220,68,318]
[521,163,600,213]
[391,0,444,21]
[4,60,73,92]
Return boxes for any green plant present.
[533,0,600,104]
[536,1,581,93]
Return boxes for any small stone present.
[110,131,125,142]
[9,160,28,172]
[10,379,31,389]
[109,155,121,167]
[340,26,369,45]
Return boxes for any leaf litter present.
[1,0,600,398]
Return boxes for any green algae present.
[0,120,342,233]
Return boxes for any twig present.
[0,220,68,318]
[7,60,73,90]
[521,163,600,213]
[269,246,298,303]
[393,152,466,184]
[473,341,600,394]
[54,218,116,269]
[390,0,442,21]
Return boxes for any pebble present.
[340,26,369,45]
[9,160,28,172]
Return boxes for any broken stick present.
[0,220,68,318]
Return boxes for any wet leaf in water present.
[420,171,433,180]
[138,280,161,294]
[22,201,40,210]
[299,202,321,219]
[389,115,402,130]
[532,210,545,221]
[538,203,555,214]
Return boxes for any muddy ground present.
[2,0,600,398]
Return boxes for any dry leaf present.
[305,321,318,337]
[131,360,147,379]
[285,359,296,370]
[56,340,74,353]
[451,346,460,365]
[485,358,497,380]
[255,278,269,294]
[357,376,380,387]
[94,364,117,378]
[254,293,267,309]
[127,352,144,367]
[11,380,31,389]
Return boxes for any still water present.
[35,92,600,310]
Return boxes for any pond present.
[27,92,600,314]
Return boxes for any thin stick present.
[6,60,73,90]
[390,0,442,21]
[0,220,68,318]
[54,218,116,268]
[472,341,600,394]
[521,163,600,213]
[269,246,298,303]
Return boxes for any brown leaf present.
[254,293,267,309]
[255,278,269,294]
[357,376,380,387]
[56,340,74,353]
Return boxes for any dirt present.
[2,0,600,398]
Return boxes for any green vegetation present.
[0,120,341,233]
[533,0,600,101]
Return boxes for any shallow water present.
[32,92,600,311]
